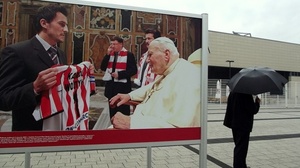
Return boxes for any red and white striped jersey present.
[33,61,95,130]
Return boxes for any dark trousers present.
[109,103,130,119]
[232,129,250,168]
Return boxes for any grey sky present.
[198,0,300,44]
[51,0,300,44]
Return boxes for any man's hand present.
[33,68,58,94]
[89,64,95,75]
[111,112,130,129]
[255,96,261,104]
[111,72,118,79]
[107,44,113,55]
[109,93,131,108]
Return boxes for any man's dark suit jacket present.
[223,92,260,132]
[0,37,67,131]
[100,52,137,99]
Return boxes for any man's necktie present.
[140,61,148,84]
[48,46,59,64]
[112,52,118,72]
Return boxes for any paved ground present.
[1,87,300,168]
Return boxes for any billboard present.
[0,1,208,166]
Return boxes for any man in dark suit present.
[101,36,137,119]
[0,4,68,131]
[224,92,260,168]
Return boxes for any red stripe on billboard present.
[0,127,200,148]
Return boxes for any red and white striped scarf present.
[103,47,128,83]
[134,52,157,86]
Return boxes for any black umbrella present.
[227,67,288,95]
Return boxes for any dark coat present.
[100,52,137,99]
[223,92,260,132]
[0,37,67,131]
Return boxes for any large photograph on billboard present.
[0,0,202,149]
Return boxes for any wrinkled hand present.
[111,112,130,129]
[109,93,131,108]
[33,68,58,93]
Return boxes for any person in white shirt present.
[109,37,200,129]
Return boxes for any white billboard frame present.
[0,1,208,167]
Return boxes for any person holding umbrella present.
[224,92,260,168]
[224,66,286,167]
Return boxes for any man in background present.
[224,92,260,168]
[134,28,161,87]
[101,36,137,119]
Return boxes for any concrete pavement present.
[1,87,300,167]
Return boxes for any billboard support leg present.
[25,151,31,168]
[147,146,152,168]
[200,13,209,168]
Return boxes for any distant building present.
[208,31,300,82]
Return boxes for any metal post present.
[147,146,152,168]
[285,84,288,108]
[220,79,222,106]
[265,93,267,106]
[25,152,31,168]
[295,82,297,107]
[200,13,208,168]
[226,60,234,79]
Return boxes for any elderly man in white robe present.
[109,37,200,129]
